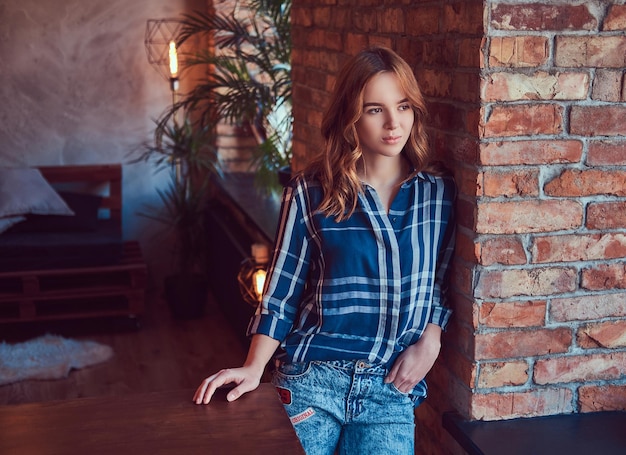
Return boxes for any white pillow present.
[0,167,74,221]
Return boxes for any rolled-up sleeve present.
[247,180,312,341]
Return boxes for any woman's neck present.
[358,155,408,190]
[358,155,409,214]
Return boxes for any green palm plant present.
[138,113,221,276]
[172,0,292,192]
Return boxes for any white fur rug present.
[0,334,114,386]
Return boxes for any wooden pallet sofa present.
[0,164,146,324]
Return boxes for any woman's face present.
[355,71,415,161]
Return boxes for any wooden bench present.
[0,164,147,324]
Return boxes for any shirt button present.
[392,217,397,222]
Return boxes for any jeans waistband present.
[311,359,388,375]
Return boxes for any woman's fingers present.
[193,371,228,404]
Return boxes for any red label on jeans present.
[276,386,292,405]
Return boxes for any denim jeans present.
[272,360,420,455]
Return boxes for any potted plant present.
[138,110,221,319]
[172,0,292,193]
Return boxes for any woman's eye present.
[399,104,411,111]
[366,107,382,114]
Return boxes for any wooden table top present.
[0,384,304,455]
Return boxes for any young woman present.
[194,46,456,455]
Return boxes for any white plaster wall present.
[0,0,205,285]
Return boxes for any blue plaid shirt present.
[248,171,456,368]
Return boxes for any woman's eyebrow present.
[362,98,410,108]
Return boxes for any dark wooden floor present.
[0,290,247,406]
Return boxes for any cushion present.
[9,192,103,233]
[0,167,74,218]
[0,216,25,234]
[0,220,123,272]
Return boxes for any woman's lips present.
[382,135,402,144]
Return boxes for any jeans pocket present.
[274,361,312,380]
[387,382,423,407]
[388,382,410,396]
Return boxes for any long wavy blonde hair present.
[304,46,435,221]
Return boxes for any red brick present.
[471,388,574,420]
[478,361,529,388]
[582,263,626,291]
[579,385,626,412]
[456,167,481,198]
[482,169,539,197]
[550,293,626,322]
[476,327,571,360]
[592,69,625,102]
[577,321,626,349]
[535,352,626,385]
[428,100,465,131]
[476,200,583,234]
[406,6,440,35]
[368,36,393,50]
[484,71,588,101]
[556,36,626,68]
[587,140,626,166]
[448,291,478,331]
[455,198,476,232]
[479,236,527,266]
[291,7,313,27]
[422,39,457,67]
[293,67,328,92]
[446,315,476,360]
[442,345,477,388]
[491,3,596,31]
[479,140,582,166]
[531,233,626,263]
[306,30,341,50]
[482,104,563,138]
[587,201,626,230]
[452,261,474,298]
[452,72,481,103]
[443,2,483,34]
[344,33,368,55]
[417,69,453,97]
[445,134,480,166]
[544,169,626,197]
[352,10,377,33]
[378,8,404,34]
[459,38,482,67]
[603,4,626,31]
[475,267,577,299]
[479,300,546,328]
[311,6,332,28]
[328,7,349,29]
[489,36,549,67]
[570,106,626,136]
[455,229,479,264]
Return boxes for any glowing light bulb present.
[168,40,178,78]
[253,269,267,301]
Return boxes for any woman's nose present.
[385,113,399,130]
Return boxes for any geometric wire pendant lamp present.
[144,19,184,83]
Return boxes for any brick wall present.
[291,0,626,454]
[467,0,626,423]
